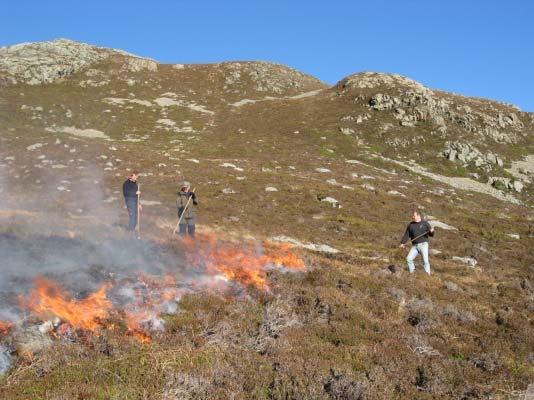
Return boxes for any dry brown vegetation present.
[0,46,533,399]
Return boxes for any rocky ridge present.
[334,72,533,198]
[0,38,157,85]
[216,61,325,95]
[0,39,532,201]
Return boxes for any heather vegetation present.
[0,40,532,399]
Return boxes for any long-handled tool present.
[401,229,434,247]
[172,187,195,236]
[136,183,141,239]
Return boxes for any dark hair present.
[413,209,424,218]
[131,171,139,176]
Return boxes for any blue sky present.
[2,0,533,111]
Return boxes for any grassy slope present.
[0,57,533,399]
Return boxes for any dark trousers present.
[179,221,195,237]
[125,197,138,231]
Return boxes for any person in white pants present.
[399,210,435,275]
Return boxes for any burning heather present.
[183,234,306,290]
[0,321,12,336]
[0,232,306,352]
[21,277,113,332]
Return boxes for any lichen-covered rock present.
[487,176,524,192]
[123,57,158,72]
[338,72,430,92]
[0,39,109,85]
[0,38,157,85]
[337,72,528,147]
[442,141,503,171]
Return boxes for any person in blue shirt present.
[122,171,141,233]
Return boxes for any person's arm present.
[190,192,198,205]
[122,181,127,198]
[426,221,435,236]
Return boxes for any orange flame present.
[182,234,306,289]
[125,311,153,343]
[21,277,112,332]
[15,234,305,344]
[0,320,12,336]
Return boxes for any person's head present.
[130,171,139,182]
[412,210,423,222]
[181,181,191,191]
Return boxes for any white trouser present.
[406,242,431,274]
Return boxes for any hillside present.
[0,39,532,399]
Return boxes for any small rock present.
[222,188,236,194]
[387,190,405,197]
[320,196,341,208]
[512,181,524,192]
[220,163,243,171]
[27,143,45,151]
[452,256,477,267]
[339,127,355,135]
[326,179,338,186]
[427,217,458,231]
[315,168,331,173]
[506,233,520,240]
[265,187,278,192]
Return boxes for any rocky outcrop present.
[487,177,524,193]
[219,62,326,95]
[0,39,109,85]
[338,72,429,92]
[506,154,534,183]
[0,38,157,85]
[336,73,528,145]
[368,90,450,128]
[442,141,503,171]
[123,57,158,73]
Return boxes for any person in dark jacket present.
[123,171,142,233]
[400,210,435,274]
[176,181,197,237]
